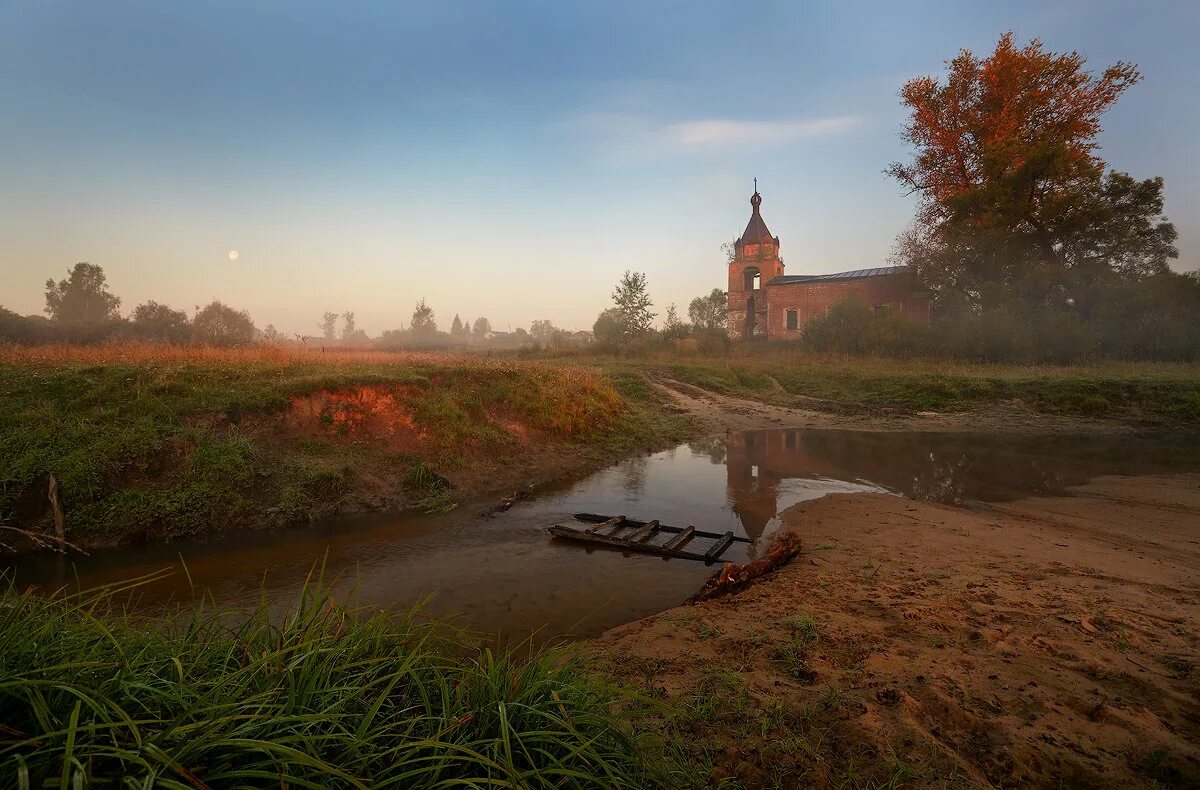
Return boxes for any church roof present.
[737,190,777,247]
[766,266,906,285]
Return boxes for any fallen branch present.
[689,531,803,603]
[0,524,87,555]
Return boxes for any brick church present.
[726,188,931,340]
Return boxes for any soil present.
[588,474,1200,788]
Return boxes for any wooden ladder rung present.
[628,520,660,543]
[705,531,736,561]
[662,526,696,551]
[586,515,624,534]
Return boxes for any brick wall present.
[763,272,930,340]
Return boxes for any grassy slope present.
[0,579,697,787]
[587,350,1200,424]
[0,346,691,546]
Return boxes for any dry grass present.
[1,342,496,367]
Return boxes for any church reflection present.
[711,428,1182,541]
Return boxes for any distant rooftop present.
[766,266,905,286]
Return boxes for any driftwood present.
[689,532,804,603]
[480,485,533,516]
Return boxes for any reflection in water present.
[6,429,1197,643]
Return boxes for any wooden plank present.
[704,531,736,563]
[574,513,751,543]
[628,520,660,543]
[662,526,695,551]
[585,515,624,534]
[548,525,710,562]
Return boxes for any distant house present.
[571,330,595,344]
[483,330,510,341]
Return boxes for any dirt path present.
[588,474,1200,788]
[649,375,1139,435]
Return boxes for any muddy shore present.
[588,472,1200,787]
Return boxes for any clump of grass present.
[0,577,688,787]
[775,615,821,683]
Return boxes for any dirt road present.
[648,375,1141,435]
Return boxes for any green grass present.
[4,343,1195,547]
[0,576,697,788]
[583,349,1200,424]
[0,347,692,545]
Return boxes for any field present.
[1,343,1198,548]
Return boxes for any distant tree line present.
[1,263,257,346]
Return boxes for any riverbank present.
[2,344,1197,549]
[586,473,1200,788]
[0,345,694,548]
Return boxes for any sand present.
[588,473,1200,788]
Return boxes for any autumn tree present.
[610,270,655,343]
[888,33,1177,310]
[192,301,256,346]
[472,316,491,336]
[130,300,189,343]
[44,263,121,325]
[688,288,727,333]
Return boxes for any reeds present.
[0,575,685,787]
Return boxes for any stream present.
[8,428,1198,642]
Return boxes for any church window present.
[786,309,799,330]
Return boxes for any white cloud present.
[668,116,860,147]
[559,112,862,158]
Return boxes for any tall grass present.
[0,575,690,787]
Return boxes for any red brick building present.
[726,189,930,340]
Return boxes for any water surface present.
[9,429,1197,641]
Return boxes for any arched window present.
[742,267,761,291]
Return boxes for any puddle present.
[7,429,1197,642]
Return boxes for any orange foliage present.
[890,32,1141,225]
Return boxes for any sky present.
[2,0,1197,336]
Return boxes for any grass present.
[0,575,697,788]
[577,348,1200,424]
[3,342,1197,547]
[0,344,691,545]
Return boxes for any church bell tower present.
[727,185,784,340]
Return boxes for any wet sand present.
[588,473,1200,788]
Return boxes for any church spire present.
[738,183,774,247]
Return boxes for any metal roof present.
[766,266,905,286]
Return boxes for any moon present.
[228,250,240,261]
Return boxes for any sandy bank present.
[588,473,1200,788]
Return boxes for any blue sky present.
[2,0,1197,335]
